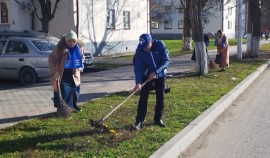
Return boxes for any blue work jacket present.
[133,39,169,84]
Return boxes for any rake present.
[89,79,150,131]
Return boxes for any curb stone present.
[150,60,270,158]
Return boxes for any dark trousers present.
[136,76,165,123]
[53,69,80,108]
[53,82,80,108]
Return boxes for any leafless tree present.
[190,0,208,75]
[150,0,172,23]
[175,0,223,50]
[246,0,261,57]
[261,0,270,30]
[15,0,61,33]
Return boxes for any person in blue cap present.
[132,33,170,130]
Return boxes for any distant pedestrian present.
[265,31,269,40]
[132,33,169,130]
[215,30,229,71]
[48,30,84,112]
[191,34,209,61]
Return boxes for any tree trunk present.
[246,0,261,57]
[34,0,61,33]
[182,0,192,50]
[190,0,208,75]
[41,18,50,33]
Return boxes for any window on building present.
[164,6,171,14]
[0,1,8,24]
[164,19,172,29]
[107,9,115,29]
[228,7,232,15]
[123,11,130,29]
[228,20,232,29]
[178,20,183,29]
[151,21,159,29]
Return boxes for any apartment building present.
[1,0,150,56]
[151,0,237,39]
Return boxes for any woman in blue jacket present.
[133,34,169,130]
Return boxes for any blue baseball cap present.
[138,33,152,49]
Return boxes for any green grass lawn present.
[95,38,248,62]
[163,38,247,56]
[0,43,268,158]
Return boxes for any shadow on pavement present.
[78,92,110,103]
[0,113,55,126]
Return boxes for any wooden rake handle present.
[98,79,150,123]
[57,79,62,98]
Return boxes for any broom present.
[56,80,71,118]
[206,51,216,69]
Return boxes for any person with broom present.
[48,30,84,112]
[215,30,229,71]
[132,33,169,130]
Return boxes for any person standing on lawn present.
[265,30,269,41]
[215,30,229,71]
[48,30,84,112]
[132,33,170,130]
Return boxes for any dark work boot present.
[154,120,166,127]
[73,105,82,112]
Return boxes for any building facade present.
[151,0,237,39]
[1,0,150,56]
[0,0,32,31]
[46,0,150,56]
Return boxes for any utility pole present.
[237,0,243,60]
[76,0,79,36]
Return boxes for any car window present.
[0,41,6,53]
[31,40,56,52]
[5,41,28,54]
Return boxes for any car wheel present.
[19,67,37,85]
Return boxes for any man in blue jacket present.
[133,33,170,130]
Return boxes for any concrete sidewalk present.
[150,41,270,158]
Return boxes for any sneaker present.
[132,122,142,130]
[73,105,82,112]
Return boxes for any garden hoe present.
[89,79,150,134]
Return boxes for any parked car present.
[0,30,58,39]
[0,31,94,85]
[0,30,94,68]
[0,36,58,85]
[83,50,94,68]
